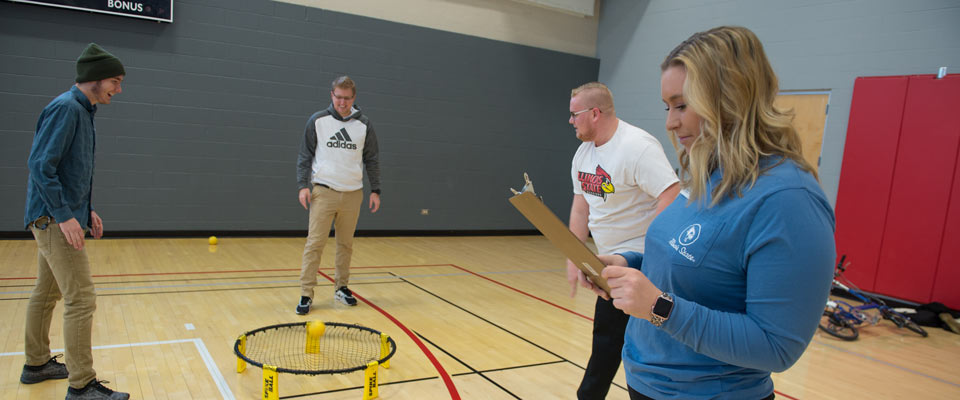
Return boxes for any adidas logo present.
[327,128,358,149]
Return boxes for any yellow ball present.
[208,236,218,245]
[307,321,326,337]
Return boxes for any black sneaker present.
[66,380,129,400]
[295,296,312,315]
[20,354,68,384]
[335,287,358,306]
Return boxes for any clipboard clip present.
[510,172,538,198]
[506,175,611,296]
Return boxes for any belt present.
[314,183,337,191]
[31,216,54,230]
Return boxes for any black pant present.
[628,387,776,400]
[577,296,630,400]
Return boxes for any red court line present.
[318,270,460,400]
[775,391,799,400]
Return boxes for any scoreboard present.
[7,0,173,23]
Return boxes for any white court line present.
[0,268,556,295]
[2,338,235,400]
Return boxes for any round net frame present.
[234,322,397,375]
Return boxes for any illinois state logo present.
[669,224,701,263]
[678,224,701,245]
[578,165,615,200]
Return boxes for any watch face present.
[653,296,673,318]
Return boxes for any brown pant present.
[300,185,363,299]
[25,222,97,389]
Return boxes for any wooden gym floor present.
[1,236,958,399]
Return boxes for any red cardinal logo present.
[578,165,615,200]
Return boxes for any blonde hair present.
[571,82,615,114]
[661,26,815,206]
[331,75,356,96]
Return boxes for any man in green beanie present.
[22,42,129,400]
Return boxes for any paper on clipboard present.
[508,173,611,296]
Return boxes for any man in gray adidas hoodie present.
[295,76,382,313]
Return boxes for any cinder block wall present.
[0,0,599,233]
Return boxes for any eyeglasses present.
[570,108,596,119]
[333,94,355,101]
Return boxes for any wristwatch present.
[650,292,674,328]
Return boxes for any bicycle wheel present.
[881,310,929,338]
[818,311,859,341]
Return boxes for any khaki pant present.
[25,222,97,389]
[300,185,363,299]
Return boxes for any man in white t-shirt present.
[566,82,679,399]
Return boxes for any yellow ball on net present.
[307,321,326,337]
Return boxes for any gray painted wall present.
[0,0,599,233]
[597,0,960,206]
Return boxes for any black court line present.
[391,272,575,364]
[451,359,567,376]
[277,352,569,399]
[390,271,629,394]
[279,376,440,399]
[415,331,521,399]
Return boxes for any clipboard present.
[508,174,611,296]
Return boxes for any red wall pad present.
[930,75,960,310]
[874,75,960,304]
[834,77,909,290]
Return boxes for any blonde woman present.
[593,26,836,399]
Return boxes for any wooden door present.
[775,92,829,172]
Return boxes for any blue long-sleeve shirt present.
[24,86,97,230]
[620,158,835,399]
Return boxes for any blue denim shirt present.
[24,86,97,229]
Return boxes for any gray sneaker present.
[20,354,68,384]
[66,380,129,400]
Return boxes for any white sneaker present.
[335,287,358,306]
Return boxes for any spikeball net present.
[234,321,397,400]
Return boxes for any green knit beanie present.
[75,43,125,83]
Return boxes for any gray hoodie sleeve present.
[297,113,319,190]
[362,120,381,193]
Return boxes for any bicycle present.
[818,255,928,341]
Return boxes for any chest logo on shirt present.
[327,128,358,150]
[578,165,615,200]
[669,224,701,262]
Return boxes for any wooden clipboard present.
[508,176,611,296]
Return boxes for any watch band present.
[650,292,674,328]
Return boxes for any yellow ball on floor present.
[208,236,218,245]
[307,321,326,337]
